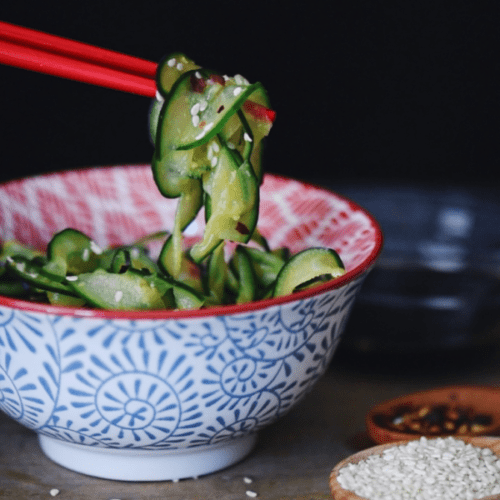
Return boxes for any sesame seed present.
[204,122,214,131]
[246,491,258,498]
[192,115,200,127]
[243,477,253,484]
[114,291,123,303]
[233,86,243,96]
[211,157,218,167]
[244,132,253,142]
[82,248,90,262]
[191,103,201,115]
[176,62,184,71]
[167,58,176,67]
[16,262,26,272]
[207,147,214,160]
[195,131,206,140]
[195,71,202,78]
[199,100,208,111]
[223,75,230,81]
[6,256,14,264]
[49,489,60,497]
[65,275,78,281]
[337,436,500,500]
[212,142,220,153]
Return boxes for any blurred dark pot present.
[333,183,500,354]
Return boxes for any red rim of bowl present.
[0,168,383,319]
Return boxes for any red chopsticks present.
[0,20,157,77]
[0,20,276,123]
[0,20,157,97]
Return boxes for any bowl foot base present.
[38,433,257,481]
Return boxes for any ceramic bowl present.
[0,165,382,481]
[366,385,500,445]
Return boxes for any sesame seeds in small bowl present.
[366,385,500,445]
[329,436,500,500]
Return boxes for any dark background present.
[0,1,497,188]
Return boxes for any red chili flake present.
[236,222,250,235]
[217,105,225,113]
[190,74,207,93]
[210,74,226,86]
[242,100,277,123]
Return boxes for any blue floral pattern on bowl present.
[0,277,362,451]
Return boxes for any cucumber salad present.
[0,54,345,310]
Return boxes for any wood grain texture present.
[329,436,500,500]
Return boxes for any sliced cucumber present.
[156,69,264,154]
[156,53,200,97]
[0,240,43,264]
[273,248,345,298]
[225,258,240,296]
[236,86,273,183]
[171,280,205,310]
[231,246,256,304]
[0,275,31,297]
[152,65,267,270]
[148,97,164,144]
[6,255,76,295]
[42,229,102,282]
[158,235,204,292]
[151,146,204,278]
[46,291,86,307]
[67,268,170,310]
[244,246,286,288]
[109,246,159,275]
[190,142,259,263]
[1,240,42,281]
[205,241,227,305]
[133,230,170,247]
[152,147,205,194]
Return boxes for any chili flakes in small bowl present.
[366,385,500,444]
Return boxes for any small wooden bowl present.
[329,436,500,500]
[366,385,500,444]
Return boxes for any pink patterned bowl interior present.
[0,165,382,317]
[0,165,382,481]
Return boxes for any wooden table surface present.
[2,345,500,500]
